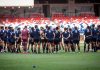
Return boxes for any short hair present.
[74,26,77,29]
[69,28,72,31]
[1,26,4,29]
[87,26,90,29]
[92,24,95,27]
[35,25,38,28]
[64,27,68,30]
[24,26,27,28]
[56,27,59,30]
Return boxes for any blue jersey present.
[0,29,5,37]
[32,29,40,39]
[15,30,21,37]
[69,32,73,40]
[30,30,34,38]
[97,29,100,38]
[46,30,54,39]
[84,29,91,37]
[0,29,5,40]
[10,31,15,38]
[54,30,60,39]
[44,29,48,34]
[3,30,8,39]
[3,30,7,37]
[73,30,80,40]
[91,28,98,37]
[7,29,12,38]
[10,31,16,43]
[62,31,70,40]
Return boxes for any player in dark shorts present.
[9,28,16,53]
[54,27,61,53]
[58,26,64,50]
[0,27,5,41]
[68,28,74,52]
[32,25,40,53]
[45,26,55,53]
[84,26,92,52]
[72,27,80,52]
[0,26,5,51]
[15,28,21,53]
[29,27,34,53]
[62,28,70,52]
[0,27,3,52]
[6,27,12,52]
[97,25,100,50]
[91,24,98,52]
[3,27,8,52]
[21,26,29,53]
[40,27,46,53]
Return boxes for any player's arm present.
[53,31,55,39]
[20,31,23,42]
[66,33,70,40]
[45,32,47,39]
[78,31,80,41]
[59,31,62,39]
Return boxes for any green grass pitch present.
[0,44,100,70]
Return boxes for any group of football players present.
[0,24,100,53]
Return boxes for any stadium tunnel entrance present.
[43,5,50,17]
[94,4,100,17]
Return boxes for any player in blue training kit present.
[91,24,98,52]
[54,27,61,53]
[62,28,70,52]
[15,28,21,53]
[72,27,80,52]
[45,26,55,53]
[0,27,6,51]
[33,25,40,53]
[6,27,12,52]
[68,28,74,52]
[9,28,16,53]
[3,27,8,52]
[84,26,92,52]
[97,25,100,50]
[29,27,35,53]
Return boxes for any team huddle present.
[0,24,100,53]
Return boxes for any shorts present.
[34,39,40,43]
[54,38,60,44]
[6,38,11,43]
[97,38,100,42]
[9,38,16,45]
[0,46,3,51]
[29,38,34,44]
[60,38,62,42]
[0,37,4,41]
[92,36,97,42]
[69,40,73,44]
[4,37,7,42]
[48,39,54,43]
[40,39,45,43]
[85,37,92,44]
[73,39,79,44]
[17,38,21,44]
[44,39,47,43]
[64,40,69,44]
[10,42,15,45]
